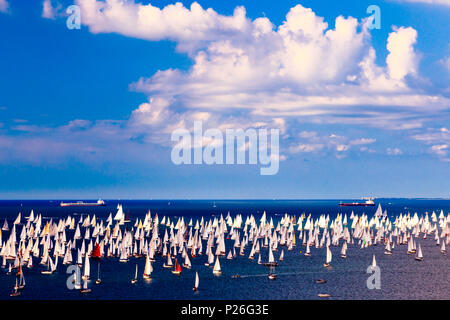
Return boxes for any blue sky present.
[0,0,449,199]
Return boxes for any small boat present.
[91,243,102,260]
[340,242,347,258]
[10,279,21,297]
[268,266,277,280]
[82,254,90,280]
[131,264,138,284]
[193,271,199,291]
[415,244,423,261]
[6,263,12,275]
[384,242,392,255]
[95,262,101,284]
[316,279,327,284]
[318,293,331,298]
[231,274,240,279]
[172,259,181,275]
[323,246,332,268]
[143,254,152,279]
[16,265,25,289]
[80,278,91,294]
[212,256,222,276]
[41,258,55,275]
[163,254,174,268]
[263,247,278,267]
[304,243,311,257]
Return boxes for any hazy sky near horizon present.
[0,0,449,199]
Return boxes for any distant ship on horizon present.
[60,199,106,207]
[339,198,375,207]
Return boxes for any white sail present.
[14,212,21,225]
[144,254,152,277]
[213,256,221,274]
[194,271,199,289]
[268,246,275,263]
[114,205,124,221]
[417,244,423,259]
[326,246,332,264]
[372,254,377,269]
[83,254,90,278]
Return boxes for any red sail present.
[175,259,181,272]
[91,243,101,260]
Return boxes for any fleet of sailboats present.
[0,205,449,297]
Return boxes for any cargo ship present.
[60,199,106,207]
[339,198,375,207]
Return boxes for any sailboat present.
[95,262,101,284]
[193,271,199,291]
[340,242,347,258]
[172,259,182,275]
[143,255,152,279]
[41,257,55,275]
[163,254,174,268]
[279,250,284,261]
[131,264,138,283]
[415,244,423,261]
[82,254,90,280]
[268,265,277,280]
[304,243,311,257]
[264,246,277,266]
[323,246,332,268]
[16,265,25,289]
[183,253,192,269]
[212,256,222,276]
[80,278,91,293]
[10,278,21,297]
[371,254,377,270]
[384,241,392,255]
[440,241,446,254]
[91,243,101,260]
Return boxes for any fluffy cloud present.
[20,1,450,165]
[386,27,418,81]
[288,131,376,157]
[412,127,450,160]
[42,0,63,19]
[430,144,448,156]
[386,147,403,155]
[117,1,448,133]
[0,0,10,13]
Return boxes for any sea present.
[0,199,449,300]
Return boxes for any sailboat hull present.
[263,262,278,267]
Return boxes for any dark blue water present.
[0,199,449,300]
